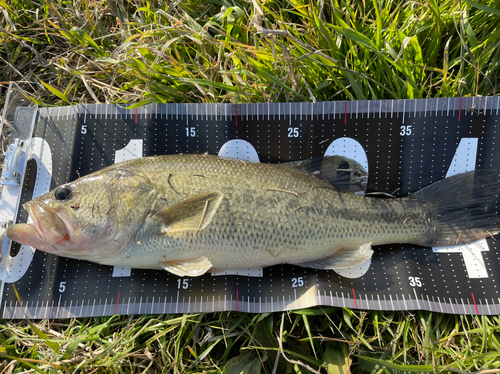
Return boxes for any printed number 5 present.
[81,125,87,134]
[59,282,66,293]
[408,277,422,287]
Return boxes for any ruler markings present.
[402,100,405,124]
[235,104,238,127]
[175,292,179,313]
[458,97,462,121]
[115,292,120,315]
[5,98,500,317]
[449,298,455,314]
[471,293,479,315]
[56,294,61,317]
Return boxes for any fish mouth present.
[6,201,69,252]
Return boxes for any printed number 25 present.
[288,127,299,137]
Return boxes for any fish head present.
[6,166,157,261]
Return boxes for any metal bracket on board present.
[2,139,27,186]
[0,83,38,302]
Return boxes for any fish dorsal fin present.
[296,243,373,270]
[160,256,213,276]
[154,192,224,234]
[282,156,368,193]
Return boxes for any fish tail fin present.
[410,169,500,246]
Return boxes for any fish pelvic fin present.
[296,243,373,270]
[160,256,213,277]
[154,191,224,234]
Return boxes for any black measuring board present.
[2,97,500,318]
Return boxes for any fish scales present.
[107,155,430,269]
[6,154,500,276]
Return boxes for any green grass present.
[1,0,500,106]
[1,0,500,372]
[2,311,500,373]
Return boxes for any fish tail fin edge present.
[411,169,500,246]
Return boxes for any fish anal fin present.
[154,192,224,234]
[296,243,373,270]
[160,256,213,277]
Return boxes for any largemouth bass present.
[6,154,500,277]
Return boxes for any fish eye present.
[55,186,72,201]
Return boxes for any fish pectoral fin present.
[154,191,224,234]
[296,243,373,270]
[160,256,213,277]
